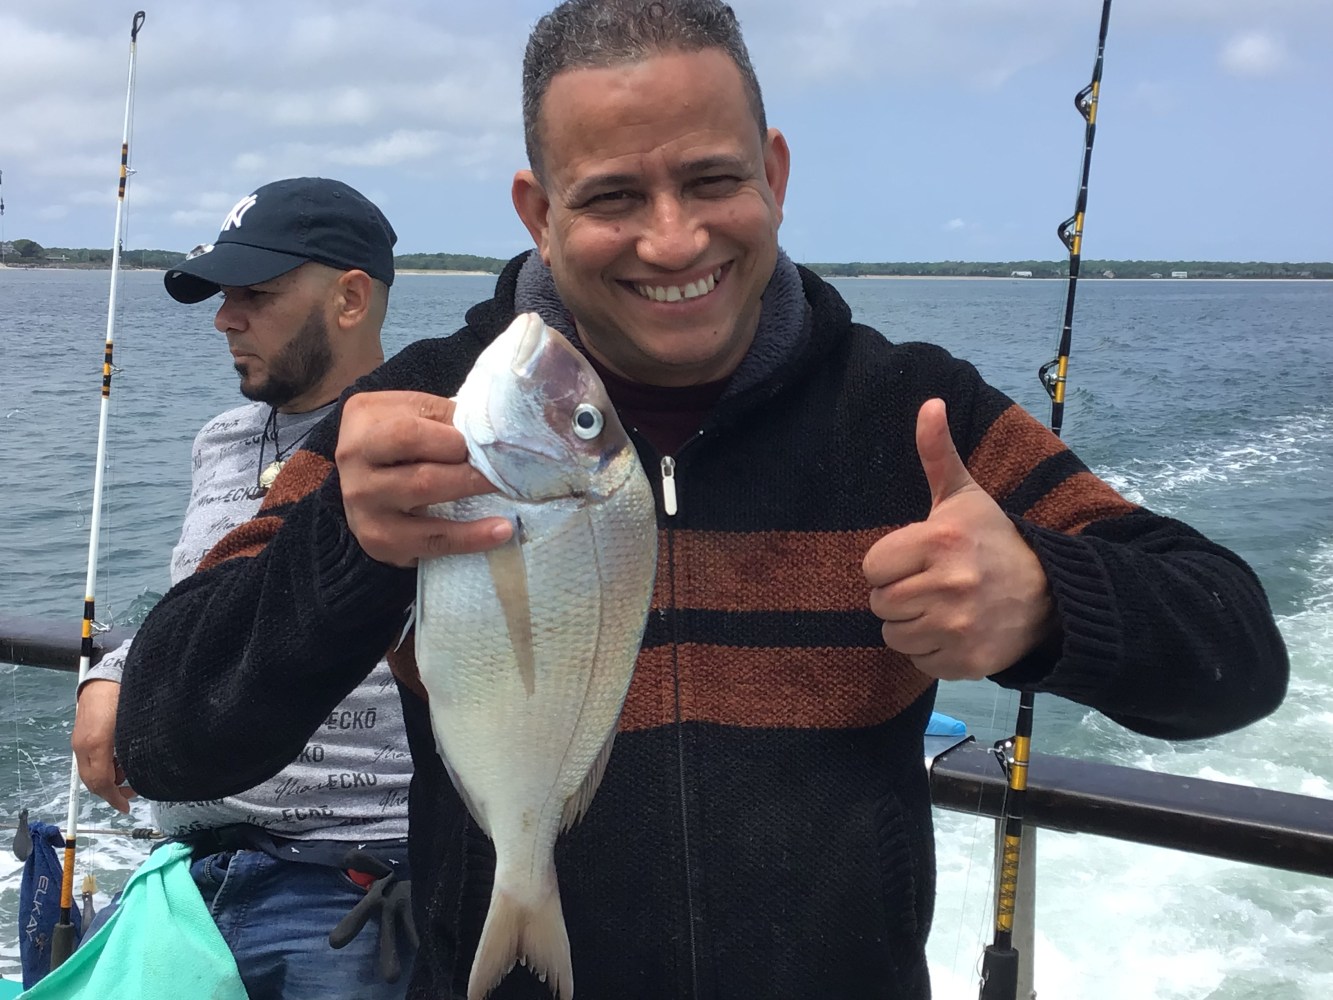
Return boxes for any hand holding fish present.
[336,390,513,568]
[864,398,1058,680]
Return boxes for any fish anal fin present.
[560,726,619,832]
[486,528,536,696]
[468,876,573,1000]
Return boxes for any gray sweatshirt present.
[88,401,411,840]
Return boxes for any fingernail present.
[491,521,513,542]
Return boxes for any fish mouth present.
[627,264,727,304]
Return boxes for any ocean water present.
[1,266,1330,995]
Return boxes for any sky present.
[2,0,1330,264]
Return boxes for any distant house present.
[1101,270,1116,279]
[45,253,69,262]
[1171,270,1188,279]
[1150,273,1163,279]
[0,242,16,255]
[1010,270,1033,278]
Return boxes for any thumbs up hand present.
[863,399,1058,681]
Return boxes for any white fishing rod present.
[53,10,147,971]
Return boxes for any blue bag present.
[18,823,81,989]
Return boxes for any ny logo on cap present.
[221,194,259,232]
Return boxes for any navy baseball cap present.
[164,177,397,303]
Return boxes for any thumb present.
[915,398,974,508]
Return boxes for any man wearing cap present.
[72,177,416,1000]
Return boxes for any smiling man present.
[118,5,1288,1000]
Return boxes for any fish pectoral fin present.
[560,726,619,832]
[486,525,536,696]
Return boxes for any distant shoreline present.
[397,269,494,276]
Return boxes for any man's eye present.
[587,190,631,206]
[695,175,741,194]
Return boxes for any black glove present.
[330,849,420,983]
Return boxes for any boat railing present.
[6,612,1332,879]
[2,614,131,676]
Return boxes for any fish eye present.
[571,404,604,440]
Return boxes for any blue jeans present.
[190,849,412,1000]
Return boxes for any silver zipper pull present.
[660,456,678,516]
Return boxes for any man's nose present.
[637,195,707,270]
[214,297,243,335]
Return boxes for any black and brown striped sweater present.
[119,253,1287,1000]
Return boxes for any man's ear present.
[512,170,553,265]
[764,128,792,227]
[333,269,374,329]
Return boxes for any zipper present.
[665,525,701,998]
[632,431,700,991]
[633,430,698,994]
[660,456,678,516]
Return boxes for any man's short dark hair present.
[522,0,768,179]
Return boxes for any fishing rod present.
[51,9,147,971]
[978,1,1113,998]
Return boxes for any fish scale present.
[414,312,657,1000]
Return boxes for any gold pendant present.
[258,460,284,491]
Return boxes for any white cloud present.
[269,88,380,128]
[944,218,966,231]
[752,1,1081,91]
[170,209,224,229]
[328,130,446,168]
[70,189,116,207]
[1219,33,1289,77]
[232,154,268,175]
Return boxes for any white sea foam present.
[1101,408,1333,508]
[931,809,1333,998]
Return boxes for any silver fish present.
[414,312,657,1000]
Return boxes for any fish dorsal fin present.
[560,725,619,832]
[485,520,536,696]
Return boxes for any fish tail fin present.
[468,870,573,1000]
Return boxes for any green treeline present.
[0,242,188,269]
[393,252,509,273]
[3,240,1329,279]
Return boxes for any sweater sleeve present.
[117,376,417,801]
[952,368,1288,740]
[117,269,517,802]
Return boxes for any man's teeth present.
[635,268,721,303]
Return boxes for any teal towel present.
[18,841,247,999]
